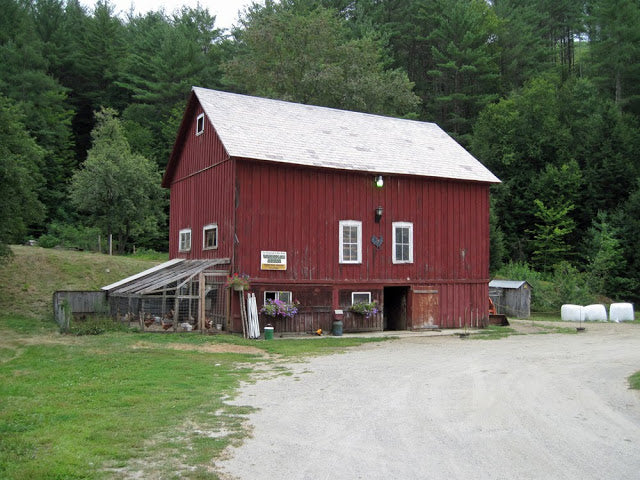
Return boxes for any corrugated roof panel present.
[193,87,500,184]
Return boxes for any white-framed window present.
[339,220,362,264]
[264,291,292,303]
[392,222,413,264]
[179,228,191,252]
[203,223,218,250]
[352,292,371,305]
[196,113,205,135]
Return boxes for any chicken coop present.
[103,259,230,332]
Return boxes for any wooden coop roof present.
[103,259,230,296]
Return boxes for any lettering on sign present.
[261,251,287,270]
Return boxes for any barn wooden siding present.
[167,104,235,261]
[233,161,490,329]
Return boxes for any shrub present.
[37,234,60,248]
[66,316,132,335]
[41,222,102,251]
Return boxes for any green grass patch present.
[0,320,259,479]
[629,371,640,390]
[0,312,387,479]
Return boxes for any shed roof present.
[489,280,532,290]
[178,87,500,184]
[103,259,230,296]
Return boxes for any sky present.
[82,0,262,30]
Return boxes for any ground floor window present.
[264,291,292,304]
[351,291,371,305]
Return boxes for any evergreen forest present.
[2,0,640,306]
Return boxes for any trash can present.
[264,325,274,340]
[332,320,343,336]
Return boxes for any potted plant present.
[350,300,379,318]
[260,298,301,319]
[226,273,250,291]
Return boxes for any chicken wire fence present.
[109,272,228,332]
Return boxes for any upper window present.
[339,220,362,264]
[392,222,413,264]
[196,113,205,136]
[264,291,292,303]
[352,292,371,305]
[203,224,218,250]
[179,228,191,252]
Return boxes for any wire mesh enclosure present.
[105,259,230,332]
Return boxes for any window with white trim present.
[392,222,413,263]
[196,113,205,135]
[339,220,362,263]
[352,292,371,305]
[264,291,292,303]
[179,228,191,252]
[203,224,218,250]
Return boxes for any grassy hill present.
[0,246,165,319]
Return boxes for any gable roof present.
[165,87,500,185]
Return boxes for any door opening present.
[383,286,409,330]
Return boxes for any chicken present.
[161,321,173,331]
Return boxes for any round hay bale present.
[561,304,584,322]
[584,304,607,322]
[609,303,634,322]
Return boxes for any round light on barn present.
[375,175,384,188]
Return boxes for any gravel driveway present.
[218,322,640,479]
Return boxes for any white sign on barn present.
[261,251,287,270]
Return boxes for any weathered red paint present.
[164,94,491,331]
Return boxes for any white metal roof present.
[489,280,531,290]
[193,87,500,184]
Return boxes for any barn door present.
[411,289,439,329]
[383,286,408,330]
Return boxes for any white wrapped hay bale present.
[584,304,607,322]
[561,304,584,322]
[609,303,634,322]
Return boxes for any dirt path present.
[218,323,640,479]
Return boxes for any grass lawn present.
[0,247,384,479]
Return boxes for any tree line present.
[2,0,639,303]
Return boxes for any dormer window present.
[196,113,205,136]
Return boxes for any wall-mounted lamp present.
[375,205,383,223]
[375,175,384,188]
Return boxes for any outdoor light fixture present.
[375,175,384,188]
[375,205,383,223]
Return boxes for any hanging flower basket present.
[226,273,250,291]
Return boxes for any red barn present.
[162,87,500,334]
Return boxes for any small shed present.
[489,280,532,319]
